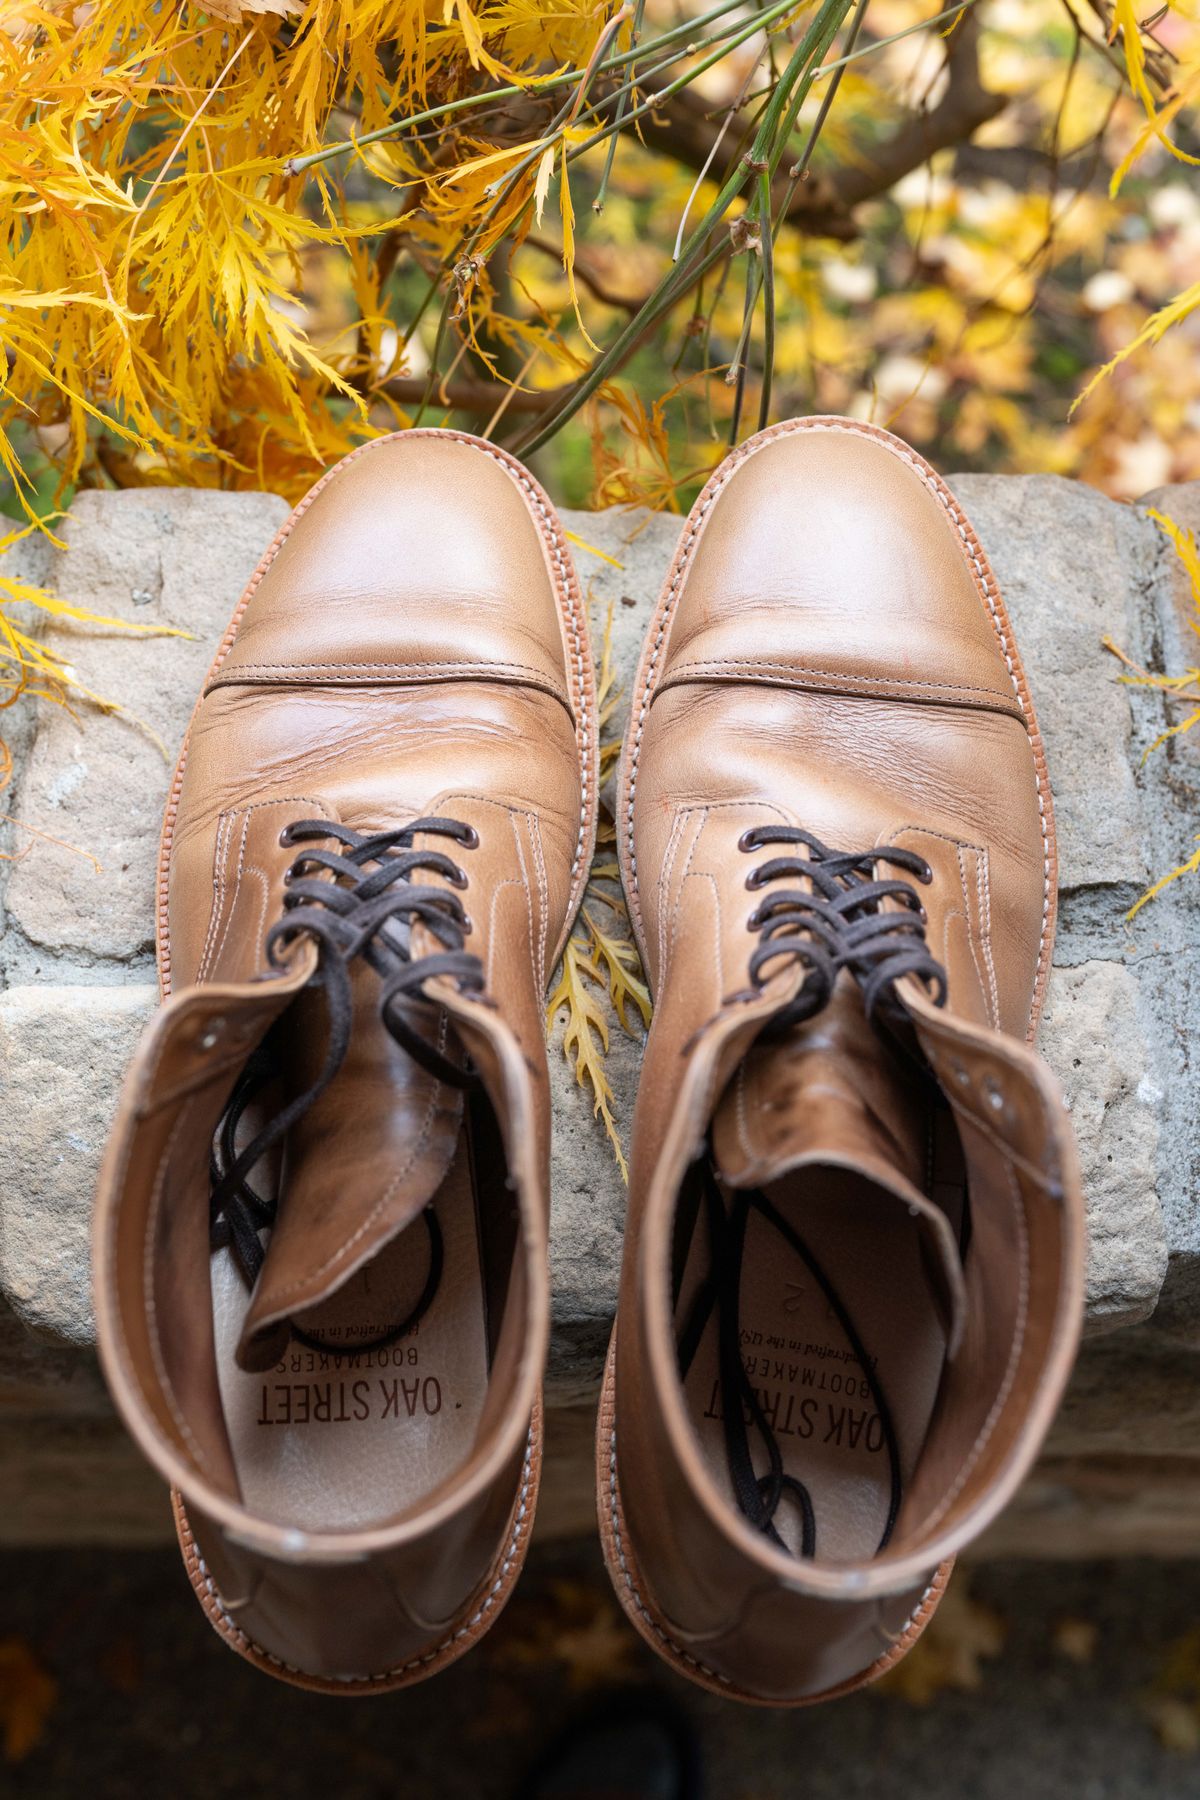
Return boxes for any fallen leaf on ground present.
[874,1580,1006,1706]
[1052,1617,1099,1665]
[491,1577,640,1692]
[1140,1626,1200,1755]
[0,1637,58,1764]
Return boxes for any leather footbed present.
[213,1138,490,1532]
[674,1125,966,1564]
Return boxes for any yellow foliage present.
[1105,508,1200,916]
[546,929,629,1179]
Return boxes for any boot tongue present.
[235,965,465,1372]
[710,979,967,1353]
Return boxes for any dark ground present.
[0,1540,1198,1798]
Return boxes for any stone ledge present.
[1,472,1197,1550]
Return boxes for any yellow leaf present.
[1109,0,1200,187]
[0,1637,57,1764]
[564,527,622,570]
[533,143,555,229]
[583,904,651,1034]
[1128,835,1200,919]
[440,138,549,186]
[1146,508,1200,635]
[559,145,599,354]
[1074,278,1200,412]
[546,933,628,1180]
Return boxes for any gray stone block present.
[0,983,156,1343]
[950,474,1154,899]
[4,490,289,975]
[1039,962,1165,1333]
[0,470,1196,1549]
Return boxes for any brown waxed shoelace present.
[677,830,951,1559]
[730,825,947,1028]
[208,817,486,1355]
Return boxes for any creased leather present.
[603,417,1086,1705]
[93,429,596,1689]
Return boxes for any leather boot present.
[94,429,597,1690]
[598,416,1085,1704]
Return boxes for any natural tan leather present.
[94,430,597,1690]
[599,417,1085,1704]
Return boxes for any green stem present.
[594,0,645,214]
[813,0,978,79]
[518,0,852,455]
[727,248,760,444]
[756,170,776,433]
[414,0,815,421]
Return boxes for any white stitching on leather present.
[183,1434,535,1687]
[955,844,994,1031]
[605,1426,940,1695]
[605,1429,731,1686]
[527,812,550,999]
[196,811,231,983]
[471,448,592,888]
[662,659,1019,706]
[159,429,596,994]
[977,849,1001,1029]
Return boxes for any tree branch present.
[833,12,1006,209]
[521,234,646,314]
[629,11,1006,237]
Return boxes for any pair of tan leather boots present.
[93,417,1084,1704]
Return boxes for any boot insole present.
[212,1141,488,1532]
[678,1165,953,1563]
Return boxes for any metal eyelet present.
[198,1019,225,1052]
[446,866,469,890]
[919,861,934,885]
[982,1074,1006,1113]
[458,825,480,850]
[738,828,761,854]
[278,825,295,848]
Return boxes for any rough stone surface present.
[0,472,1197,1549]
[1129,480,1200,1349]
[1039,961,1166,1333]
[951,474,1154,901]
[0,984,156,1342]
[3,490,289,978]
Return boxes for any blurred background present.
[3,8,1200,1795]
[2,1540,1200,1795]
[3,0,1199,523]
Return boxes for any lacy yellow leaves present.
[0,0,613,521]
[1110,0,1200,184]
[547,928,629,1178]
[546,596,649,1173]
[203,0,303,20]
